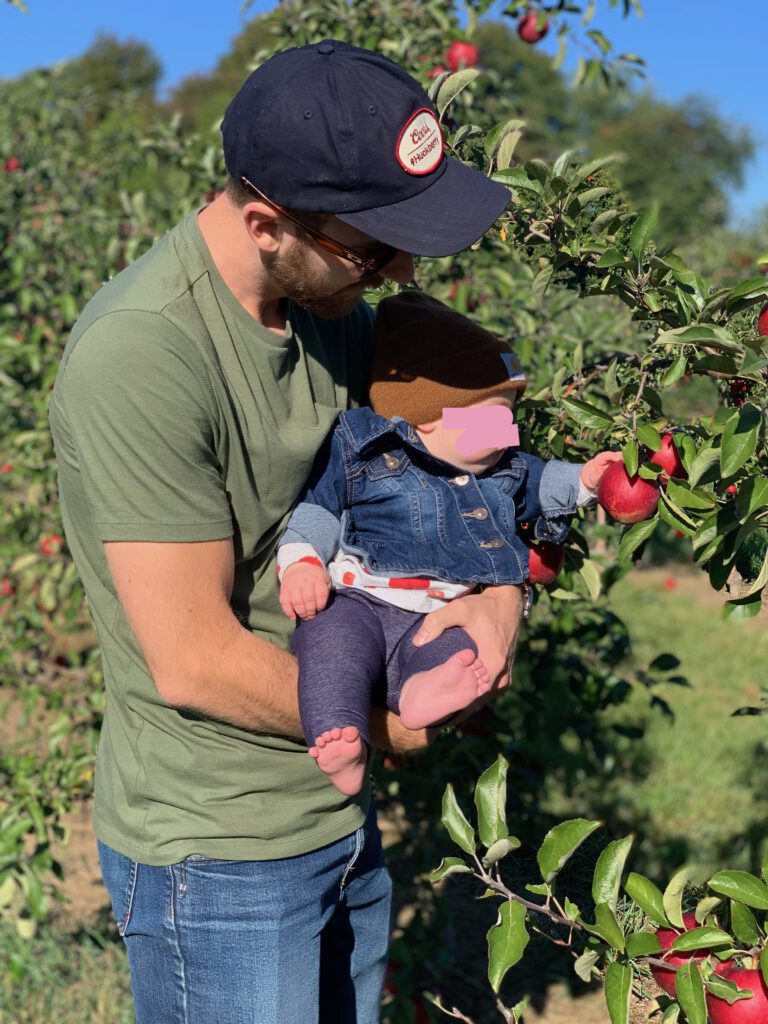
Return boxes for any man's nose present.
[380,250,415,285]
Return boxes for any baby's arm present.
[515,450,621,542]
[276,427,349,619]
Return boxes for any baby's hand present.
[580,450,624,493]
[279,562,331,620]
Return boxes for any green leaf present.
[474,756,509,848]
[574,948,601,982]
[688,447,721,488]
[487,900,529,993]
[579,559,602,601]
[704,972,754,1004]
[637,424,662,451]
[624,872,670,926]
[657,324,743,353]
[483,836,521,868]
[604,962,632,1024]
[582,902,626,952]
[592,837,634,913]
[430,857,473,883]
[441,784,476,856]
[531,264,554,304]
[625,931,661,958]
[671,927,733,952]
[761,946,768,988]
[484,118,526,161]
[492,166,544,195]
[596,248,627,269]
[618,518,658,564]
[663,866,696,928]
[630,205,658,261]
[675,962,707,1024]
[694,897,721,924]
[662,350,688,387]
[723,593,763,621]
[660,1006,680,1024]
[537,819,601,884]
[720,404,761,478]
[730,900,762,946]
[727,276,768,303]
[622,440,639,477]
[666,480,716,511]
[561,398,614,430]
[708,871,768,910]
[435,68,481,119]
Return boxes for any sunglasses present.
[239,176,400,275]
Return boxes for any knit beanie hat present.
[369,291,527,424]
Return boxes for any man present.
[49,39,523,1024]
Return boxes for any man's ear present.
[242,202,281,254]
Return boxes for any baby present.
[276,292,620,795]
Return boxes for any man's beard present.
[262,244,381,319]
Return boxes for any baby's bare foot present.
[309,726,367,796]
[399,649,490,730]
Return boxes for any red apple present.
[445,40,479,72]
[39,533,63,557]
[427,64,447,79]
[517,13,549,43]
[597,461,660,524]
[526,541,565,585]
[651,912,709,997]
[727,484,738,495]
[758,304,768,337]
[649,433,687,482]
[707,966,768,1024]
[4,156,20,172]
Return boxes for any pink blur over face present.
[415,391,519,474]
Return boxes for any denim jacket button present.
[452,474,470,486]
[463,507,489,520]
[384,454,400,469]
[478,538,504,549]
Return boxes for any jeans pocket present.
[97,840,139,937]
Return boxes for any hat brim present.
[336,157,510,258]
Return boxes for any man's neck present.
[197,199,286,334]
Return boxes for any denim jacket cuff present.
[280,503,342,566]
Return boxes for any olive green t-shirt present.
[48,209,375,865]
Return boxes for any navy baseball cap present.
[221,39,510,258]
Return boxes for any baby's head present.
[370,292,527,474]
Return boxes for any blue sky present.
[1,0,765,223]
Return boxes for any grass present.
[0,918,133,1024]
[545,567,768,879]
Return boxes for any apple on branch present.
[526,540,565,585]
[517,13,549,44]
[706,966,768,1024]
[597,461,660,524]
[445,40,479,72]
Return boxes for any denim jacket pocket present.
[362,449,411,482]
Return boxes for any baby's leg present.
[290,592,386,796]
[395,624,490,730]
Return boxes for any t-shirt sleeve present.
[57,311,233,542]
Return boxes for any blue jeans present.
[97,803,392,1023]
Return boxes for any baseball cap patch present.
[396,108,444,176]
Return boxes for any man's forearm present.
[168,618,432,755]
[166,619,304,737]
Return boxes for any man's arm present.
[104,537,429,753]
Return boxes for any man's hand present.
[279,562,332,620]
[580,450,624,493]
[411,586,524,692]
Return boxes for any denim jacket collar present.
[338,408,522,479]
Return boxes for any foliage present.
[431,754,768,1023]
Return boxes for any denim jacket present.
[278,407,584,585]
